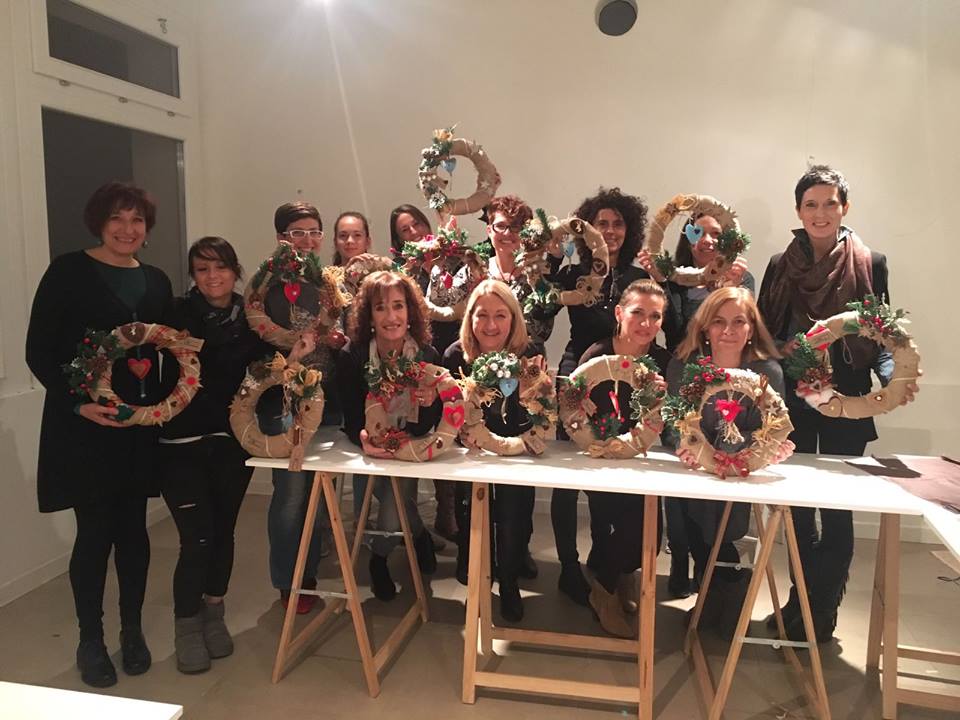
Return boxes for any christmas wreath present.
[244,242,350,350]
[784,294,921,419]
[64,323,204,426]
[229,353,325,471]
[662,356,793,479]
[341,253,394,296]
[459,351,557,456]
[364,359,465,462]
[558,354,665,459]
[418,126,501,221]
[645,194,750,287]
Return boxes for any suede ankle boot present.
[589,579,634,638]
[202,601,233,658]
[175,613,210,674]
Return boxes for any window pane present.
[46,0,180,98]
[42,108,188,295]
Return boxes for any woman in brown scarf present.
[758,165,911,644]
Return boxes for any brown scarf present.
[759,228,876,369]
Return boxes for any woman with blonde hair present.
[666,286,793,637]
[443,279,544,622]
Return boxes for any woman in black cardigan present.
[25,182,174,688]
[443,279,544,623]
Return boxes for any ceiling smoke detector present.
[596,0,638,37]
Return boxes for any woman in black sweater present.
[25,182,174,688]
[574,279,671,637]
[337,271,440,601]
[443,279,544,622]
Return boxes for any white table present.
[0,681,182,720]
[250,430,928,718]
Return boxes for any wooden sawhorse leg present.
[686,503,831,720]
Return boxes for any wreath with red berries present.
[244,242,350,350]
[64,323,204,426]
[662,356,793,479]
[558,354,665,459]
[784,294,921,419]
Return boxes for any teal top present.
[91,258,146,312]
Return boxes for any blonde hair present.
[675,286,780,363]
[459,279,529,363]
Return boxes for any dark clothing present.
[664,271,755,351]
[26,251,174,512]
[336,340,442,446]
[71,495,149,640]
[160,437,252,617]
[431,320,460,360]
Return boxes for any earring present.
[747,337,753,345]
[142,238,149,249]
[615,321,622,337]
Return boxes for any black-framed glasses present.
[283,229,323,239]
[491,221,522,235]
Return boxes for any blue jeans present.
[354,476,424,557]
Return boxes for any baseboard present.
[0,501,171,608]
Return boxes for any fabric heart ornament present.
[127,358,153,380]
[120,323,146,344]
[684,223,704,244]
[114,404,135,422]
[441,158,457,174]
[283,282,302,304]
[442,272,454,289]
[563,241,576,258]
[499,377,518,398]
[715,398,744,424]
[443,404,465,429]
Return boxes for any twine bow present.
[713,449,751,479]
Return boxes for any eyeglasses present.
[283,229,323,240]
[491,221,523,235]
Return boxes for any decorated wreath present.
[418,126,501,221]
[342,253,394,296]
[392,218,493,321]
[784,294,921,419]
[662,356,793,479]
[645,194,750,288]
[459,351,557,456]
[244,242,350,350]
[364,357,465,462]
[558,354,665,459]
[229,353,325,471]
[63,322,204,426]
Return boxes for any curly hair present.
[348,271,432,349]
[484,195,533,227]
[83,181,157,237]
[572,186,647,271]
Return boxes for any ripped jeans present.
[160,436,253,617]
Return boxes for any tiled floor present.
[1,493,958,719]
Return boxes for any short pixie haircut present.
[187,236,243,280]
[348,271,432,349]
[274,202,322,234]
[573,187,647,271]
[83,181,157,237]
[794,165,849,209]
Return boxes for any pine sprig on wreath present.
[364,352,425,402]
[716,228,751,262]
[661,355,731,430]
[62,329,126,400]
[591,411,623,441]
[844,294,909,344]
[654,250,678,280]
[629,355,666,421]
[784,334,829,383]
[250,242,324,289]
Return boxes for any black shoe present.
[414,531,437,574]
[518,551,538,580]
[119,628,152,676]
[499,582,523,623]
[77,639,117,688]
[456,548,469,586]
[765,587,801,631]
[369,554,397,601]
[585,546,601,573]
[668,554,691,599]
[558,562,591,607]
[785,610,837,645]
[717,570,752,641]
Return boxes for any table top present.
[0,681,182,720]
[248,429,925,516]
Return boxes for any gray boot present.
[175,613,210,674]
[202,601,234,658]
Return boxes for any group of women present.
[26,164,912,687]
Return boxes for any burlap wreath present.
[89,322,203,426]
[229,353,325,471]
[364,363,464,462]
[558,354,665,459]
[459,353,557,456]
[244,244,350,350]
[663,360,793,479]
[645,194,748,288]
[785,294,921,419]
[418,126,501,221]
[342,253,394,296]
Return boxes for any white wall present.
[1,0,957,604]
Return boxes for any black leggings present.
[71,495,150,642]
[455,482,534,584]
[160,437,252,617]
[587,491,663,593]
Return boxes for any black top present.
[160,288,272,440]
[443,340,544,438]
[25,251,174,512]
[664,271,756,351]
[336,339,442,446]
[577,337,672,434]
